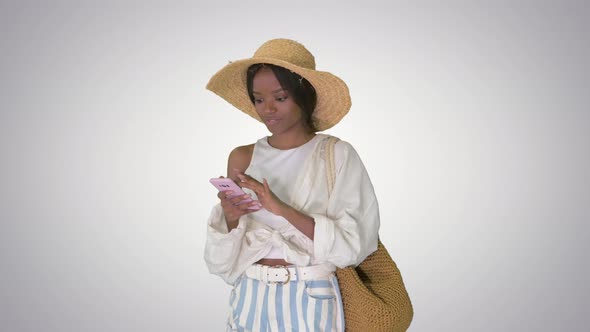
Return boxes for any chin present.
[265,125,283,135]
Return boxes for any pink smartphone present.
[209,177,254,205]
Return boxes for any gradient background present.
[1,1,589,331]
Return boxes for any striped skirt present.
[226,273,344,332]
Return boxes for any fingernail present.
[226,190,233,195]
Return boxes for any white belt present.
[244,263,335,284]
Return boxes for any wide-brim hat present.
[206,38,351,131]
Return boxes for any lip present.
[264,118,281,125]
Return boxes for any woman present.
[204,38,380,332]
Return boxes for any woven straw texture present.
[324,136,413,331]
[336,241,414,332]
[206,39,351,131]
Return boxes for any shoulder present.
[324,134,357,157]
[322,135,362,171]
[334,137,354,152]
[229,144,254,161]
[321,134,352,148]
[227,144,255,179]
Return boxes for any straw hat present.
[206,38,351,131]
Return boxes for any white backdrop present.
[1,1,589,331]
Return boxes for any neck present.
[268,130,316,150]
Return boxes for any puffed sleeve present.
[203,203,247,285]
[308,140,380,268]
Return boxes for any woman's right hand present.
[217,188,261,226]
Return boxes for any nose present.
[262,99,276,114]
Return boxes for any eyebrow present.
[252,88,286,95]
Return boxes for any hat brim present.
[206,57,351,131]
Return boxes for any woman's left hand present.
[236,172,288,216]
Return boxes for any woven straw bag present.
[324,136,413,332]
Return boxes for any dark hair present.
[246,63,318,132]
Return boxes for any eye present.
[254,98,263,104]
[276,96,288,102]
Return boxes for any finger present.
[239,181,263,194]
[236,173,247,183]
[238,179,259,192]
[236,173,260,185]
[239,201,261,211]
[217,190,233,200]
[238,174,263,190]
[219,190,234,199]
[230,194,251,205]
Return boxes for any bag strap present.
[324,136,414,331]
[324,136,340,195]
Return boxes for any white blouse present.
[204,134,380,285]
[246,134,322,259]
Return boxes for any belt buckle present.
[268,265,291,284]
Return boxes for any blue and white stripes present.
[227,274,344,331]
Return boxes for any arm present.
[309,140,380,268]
[277,204,315,239]
[236,174,316,240]
[203,144,257,285]
[222,144,256,231]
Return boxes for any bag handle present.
[323,136,414,331]
[324,136,340,195]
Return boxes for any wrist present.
[224,215,239,231]
[277,202,292,218]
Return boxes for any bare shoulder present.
[227,144,255,179]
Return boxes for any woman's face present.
[252,67,306,135]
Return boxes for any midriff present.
[256,258,290,266]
